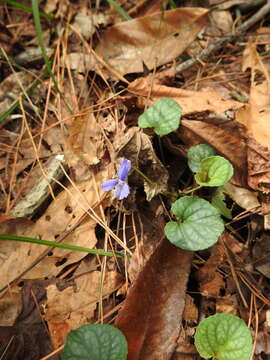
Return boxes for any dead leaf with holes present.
[45,266,122,348]
[96,7,208,75]
[0,167,109,290]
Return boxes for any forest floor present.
[0,0,270,359]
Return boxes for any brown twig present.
[175,1,270,74]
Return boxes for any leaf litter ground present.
[0,0,270,359]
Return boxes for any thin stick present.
[175,1,270,74]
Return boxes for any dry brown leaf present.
[182,294,198,323]
[115,238,192,360]
[252,233,270,278]
[0,168,109,289]
[224,182,259,210]
[128,77,243,115]
[216,294,238,315]
[96,8,208,75]
[65,111,105,170]
[210,9,233,36]
[236,40,270,194]
[196,244,225,297]
[128,0,163,18]
[237,39,270,149]
[45,269,122,348]
[63,52,97,73]
[0,284,22,326]
[72,12,108,40]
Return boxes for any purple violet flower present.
[101,158,131,200]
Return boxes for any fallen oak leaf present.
[115,238,192,360]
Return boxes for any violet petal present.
[118,158,131,181]
[101,179,118,191]
[114,181,130,200]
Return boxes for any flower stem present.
[181,185,202,195]
[132,165,156,185]
[132,165,177,197]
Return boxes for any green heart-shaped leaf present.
[164,196,224,251]
[187,144,216,173]
[61,324,128,360]
[194,313,253,360]
[138,97,182,135]
[195,156,233,187]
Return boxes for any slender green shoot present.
[106,0,132,20]
[31,0,73,114]
[31,0,59,92]
[0,0,54,19]
[181,185,202,195]
[0,234,124,258]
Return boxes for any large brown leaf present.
[236,40,270,197]
[128,78,242,115]
[115,238,192,360]
[96,8,208,75]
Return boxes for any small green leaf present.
[195,156,233,187]
[138,97,182,135]
[211,186,232,219]
[164,196,224,251]
[194,313,253,360]
[61,324,128,360]
[187,144,216,173]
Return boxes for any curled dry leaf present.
[116,238,192,360]
[96,8,208,75]
[224,182,259,210]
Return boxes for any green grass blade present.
[31,0,73,114]
[0,0,54,19]
[0,234,124,258]
[106,0,132,20]
[31,0,60,92]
